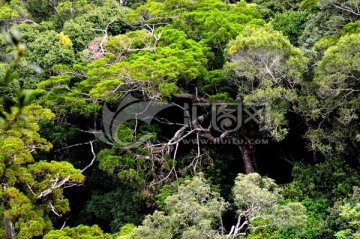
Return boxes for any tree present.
[224,26,308,173]
[62,0,129,53]
[126,0,265,68]
[300,33,360,156]
[130,174,228,239]
[44,224,112,239]
[79,185,147,232]
[299,0,360,49]
[0,30,85,239]
[282,158,360,202]
[0,0,33,27]
[335,202,360,239]
[229,173,308,238]
[271,10,308,46]
[27,30,75,71]
[320,187,360,239]
[250,0,304,19]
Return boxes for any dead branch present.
[91,18,118,54]
[81,141,96,173]
[49,202,62,217]
[332,3,360,16]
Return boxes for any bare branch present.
[81,141,96,173]
[49,203,62,217]
[91,18,118,54]
[54,140,95,152]
[332,3,360,16]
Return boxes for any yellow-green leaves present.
[0,103,85,238]
[59,32,73,47]
[45,224,112,239]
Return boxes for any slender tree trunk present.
[3,184,15,239]
[4,211,15,239]
[239,127,256,174]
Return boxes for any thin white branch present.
[50,203,62,217]
[81,141,96,173]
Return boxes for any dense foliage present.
[1,0,360,238]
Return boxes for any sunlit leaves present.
[131,174,227,239]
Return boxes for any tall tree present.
[224,26,308,173]
[300,33,360,158]
[130,174,227,239]
[0,30,84,239]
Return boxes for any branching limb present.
[81,141,96,173]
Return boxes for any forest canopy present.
[1,0,360,238]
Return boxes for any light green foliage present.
[36,63,101,117]
[224,26,308,141]
[41,27,209,106]
[0,32,86,239]
[159,82,180,98]
[117,223,136,239]
[172,0,264,49]
[318,0,360,19]
[44,224,112,239]
[271,10,308,46]
[233,173,280,210]
[342,19,360,34]
[232,173,308,238]
[302,33,360,154]
[0,104,85,238]
[0,0,30,26]
[335,187,360,239]
[131,174,227,239]
[335,203,360,239]
[299,0,360,49]
[127,0,264,54]
[313,35,340,52]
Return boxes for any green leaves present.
[232,173,308,238]
[27,30,75,71]
[271,10,308,46]
[127,0,264,57]
[44,225,112,239]
[225,26,308,141]
[301,33,360,154]
[131,174,227,239]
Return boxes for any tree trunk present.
[3,183,15,239]
[239,144,255,174]
[4,212,15,239]
[239,127,256,174]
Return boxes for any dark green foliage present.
[319,187,360,238]
[250,0,303,19]
[80,186,147,232]
[271,10,308,46]
[283,158,360,202]
[2,0,360,238]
